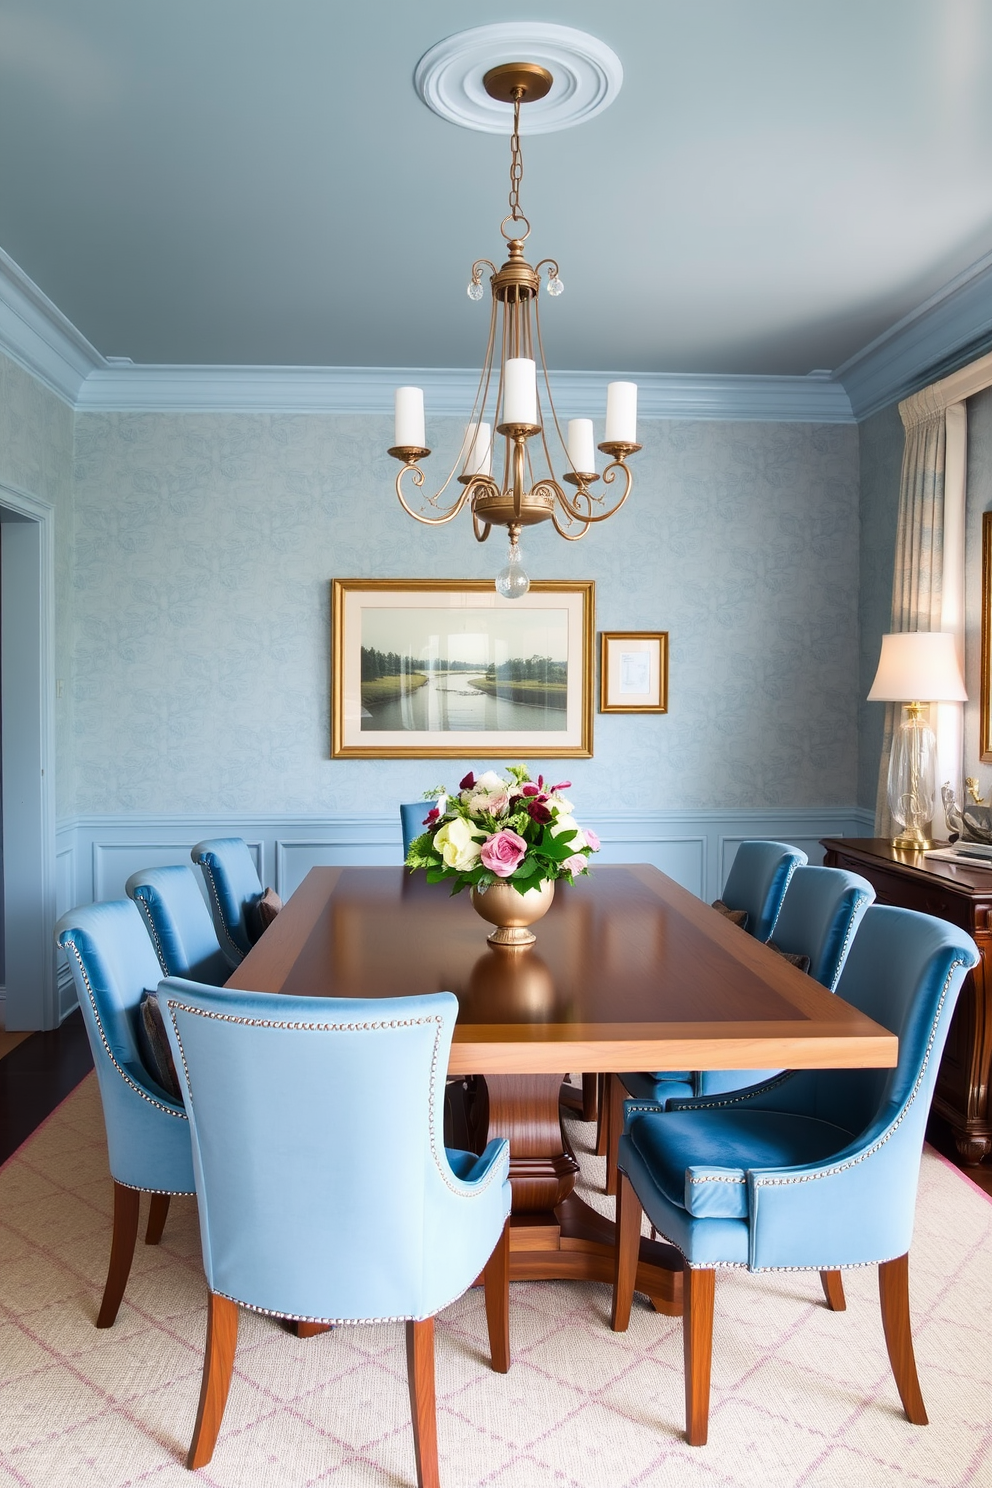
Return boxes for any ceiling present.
[1,0,991,376]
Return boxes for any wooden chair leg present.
[145,1192,171,1245]
[683,1266,715,1446]
[406,1317,440,1488]
[581,1073,600,1123]
[187,1292,239,1469]
[819,1269,846,1311]
[595,1073,610,1156]
[611,1171,642,1332]
[96,1181,141,1328]
[605,1074,626,1195]
[483,1220,510,1373]
[878,1254,928,1425]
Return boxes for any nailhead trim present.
[687,1173,745,1186]
[194,859,246,964]
[164,1000,507,1201]
[59,937,188,1120]
[131,892,171,976]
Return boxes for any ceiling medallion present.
[414,22,623,136]
[390,50,637,597]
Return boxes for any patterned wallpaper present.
[964,387,992,796]
[0,349,75,814]
[70,410,860,818]
[856,403,903,811]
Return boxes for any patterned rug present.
[1,1075,990,1488]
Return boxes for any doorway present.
[0,483,56,1029]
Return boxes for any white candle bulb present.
[605,382,637,444]
[394,387,425,448]
[503,358,538,426]
[464,422,492,477]
[567,419,596,474]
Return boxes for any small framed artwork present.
[599,631,669,713]
[332,578,594,758]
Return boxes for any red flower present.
[424,807,441,826]
[527,801,553,824]
[550,780,572,793]
[521,783,541,797]
[459,772,476,790]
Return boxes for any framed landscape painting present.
[331,579,594,758]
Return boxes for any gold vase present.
[470,878,555,947]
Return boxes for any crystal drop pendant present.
[495,542,530,600]
[546,275,564,297]
[467,281,484,301]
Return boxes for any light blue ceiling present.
[1,0,991,374]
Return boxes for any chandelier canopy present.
[389,61,639,598]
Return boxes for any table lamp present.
[867,632,968,850]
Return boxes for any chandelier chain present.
[508,92,524,221]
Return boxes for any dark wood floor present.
[0,1009,93,1166]
[1,1010,990,1196]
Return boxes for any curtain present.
[875,349,992,837]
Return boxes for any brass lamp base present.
[891,827,932,852]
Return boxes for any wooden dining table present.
[227,863,897,1314]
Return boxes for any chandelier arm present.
[394,462,472,526]
[472,508,493,543]
[578,457,635,523]
[550,500,591,540]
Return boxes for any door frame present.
[0,479,57,1029]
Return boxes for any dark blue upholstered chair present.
[401,801,428,860]
[54,900,194,1326]
[125,865,230,985]
[719,839,809,942]
[158,979,512,1477]
[190,837,264,967]
[610,904,980,1445]
[603,865,875,1193]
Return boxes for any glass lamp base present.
[891,827,932,852]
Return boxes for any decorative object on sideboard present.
[331,578,594,759]
[941,780,992,845]
[403,764,601,947]
[867,632,968,850]
[389,43,638,597]
[599,631,669,713]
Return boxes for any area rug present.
[1,1075,990,1488]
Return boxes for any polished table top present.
[229,865,897,1078]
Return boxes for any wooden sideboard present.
[821,838,992,1166]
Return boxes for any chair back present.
[159,980,493,1321]
[721,840,808,942]
[768,865,875,988]
[190,837,263,964]
[400,801,427,859]
[126,865,230,984]
[54,900,192,1193]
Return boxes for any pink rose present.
[562,853,588,875]
[480,829,528,878]
[585,830,601,852]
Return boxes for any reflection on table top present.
[227,865,898,1077]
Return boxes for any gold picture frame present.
[981,512,992,761]
[599,631,669,713]
[332,578,594,758]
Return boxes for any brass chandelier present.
[388,62,640,598]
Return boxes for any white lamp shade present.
[867,632,968,703]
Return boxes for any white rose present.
[468,787,510,818]
[434,816,484,872]
[475,770,506,792]
[551,794,574,817]
[551,814,586,850]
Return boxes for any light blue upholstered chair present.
[125,865,231,985]
[190,837,264,967]
[54,900,194,1327]
[158,979,512,1478]
[610,904,980,1444]
[603,865,874,1192]
[401,801,428,860]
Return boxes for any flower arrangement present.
[405,765,601,896]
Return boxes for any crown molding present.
[0,247,104,406]
[835,249,992,421]
[74,363,855,422]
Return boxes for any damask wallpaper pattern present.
[70,409,860,818]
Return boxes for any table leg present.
[474,1073,682,1314]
